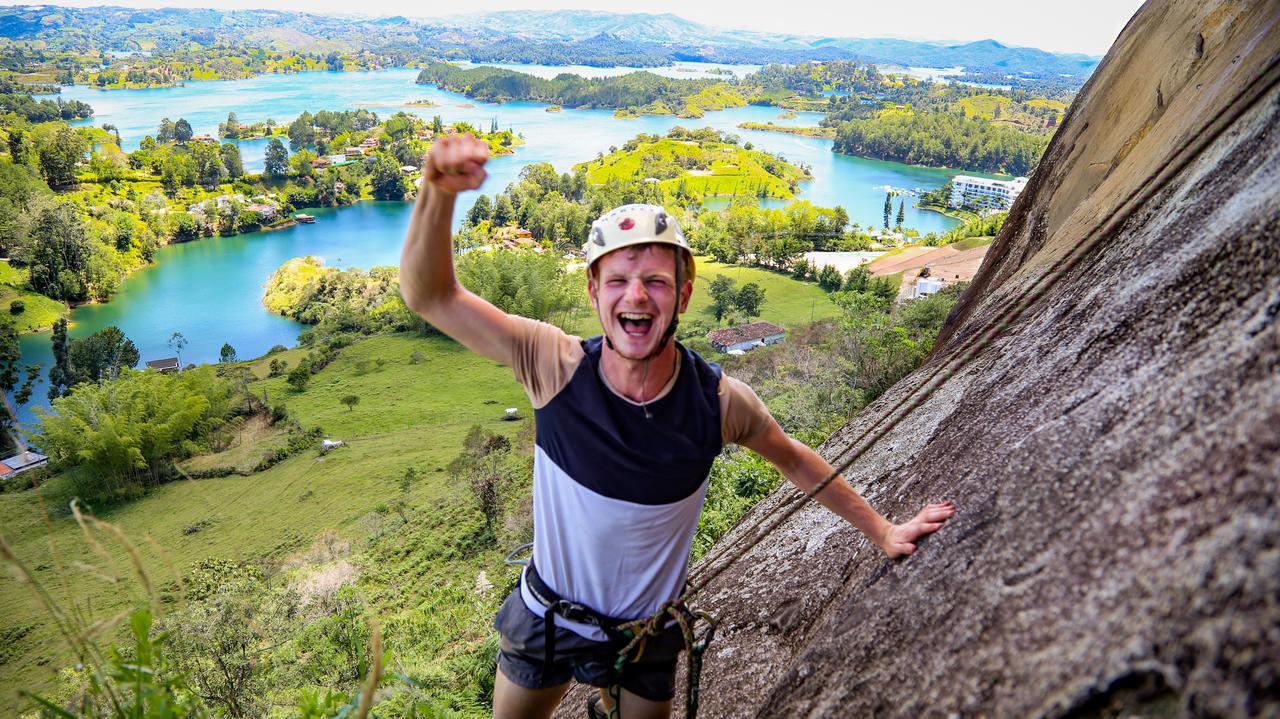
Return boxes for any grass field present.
[0,264,839,708]
[0,261,69,334]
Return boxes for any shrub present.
[286,363,311,391]
[8,300,24,314]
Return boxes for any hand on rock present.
[882,501,956,559]
[423,134,489,194]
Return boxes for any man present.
[400,135,956,719]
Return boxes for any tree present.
[368,155,406,200]
[69,326,140,384]
[157,117,176,143]
[161,154,197,193]
[48,317,71,400]
[896,200,905,227]
[36,124,87,188]
[468,194,493,225]
[492,194,515,226]
[818,264,843,291]
[708,274,738,322]
[0,321,22,450]
[221,111,240,138]
[167,331,187,367]
[883,192,892,229]
[340,394,360,411]
[264,138,289,177]
[7,129,31,166]
[25,203,90,301]
[734,282,766,319]
[174,118,193,143]
[431,115,444,134]
[190,140,226,188]
[287,111,315,151]
[286,363,310,391]
[843,264,871,293]
[220,142,244,179]
[219,343,237,363]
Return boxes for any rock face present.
[675,2,1280,717]
[555,2,1274,711]
[555,2,1278,716]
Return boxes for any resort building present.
[706,321,786,354]
[950,175,1029,210]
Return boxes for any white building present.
[950,175,1028,210]
[915,277,946,298]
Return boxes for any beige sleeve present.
[719,373,773,446]
[508,315,585,409]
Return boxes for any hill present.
[0,6,1101,80]
[573,129,810,201]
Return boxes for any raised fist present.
[423,134,489,194]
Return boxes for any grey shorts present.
[493,588,684,702]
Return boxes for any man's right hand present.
[423,134,490,195]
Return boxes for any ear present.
[677,278,693,314]
[587,273,599,312]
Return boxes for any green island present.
[573,127,810,202]
[736,121,836,139]
[415,62,750,118]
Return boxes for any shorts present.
[493,587,684,702]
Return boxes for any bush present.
[8,300,24,314]
[286,363,311,391]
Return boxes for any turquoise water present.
[20,68,968,424]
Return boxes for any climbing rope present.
[612,45,1280,717]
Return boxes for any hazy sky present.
[20,0,1146,56]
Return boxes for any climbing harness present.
[518,557,716,719]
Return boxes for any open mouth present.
[618,311,654,337]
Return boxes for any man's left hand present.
[881,502,956,559]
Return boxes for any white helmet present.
[585,204,696,282]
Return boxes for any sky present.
[17,0,1146,56]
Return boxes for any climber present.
[399,134,956,719]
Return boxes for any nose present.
[624,278,649,305]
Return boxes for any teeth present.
[619,312,652,320]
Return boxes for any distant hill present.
[433,10,1101,76]
[0,5,1100,78]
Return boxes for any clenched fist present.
[423,134,490,194]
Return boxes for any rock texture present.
[558,1,1280,716]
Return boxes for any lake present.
[19,66,973,424]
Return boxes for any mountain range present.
[0,6,1101,77]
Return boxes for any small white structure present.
[915,277,946,298]
[320,439,345,453]
[707,322,786,353]
[0,450,48,480]
[950,175,1028,210]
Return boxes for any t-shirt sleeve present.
[508,315,585,409]
[719,373,773,446]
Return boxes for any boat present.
[294,213,316,223]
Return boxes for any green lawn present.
[0,261,69,334]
